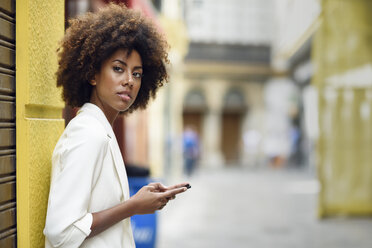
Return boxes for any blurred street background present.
[2,0,372,247]
[158,167,372,248]
[117,0,371,247]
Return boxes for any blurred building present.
[273,0,372,217]
[162,0,372,218]
[271,0,320,169]
[168,0,275,170]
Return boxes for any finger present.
[148,182,161,190]
[148,182,168,191]
[161,187,187,198]
[167,182,190,190]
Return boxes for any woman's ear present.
[91,71,100,85]
[90,76,97,86]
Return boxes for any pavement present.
[156,166,372,248]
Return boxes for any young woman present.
[44,4,189,248]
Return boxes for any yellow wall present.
[16,0,65,247]
[313,0,372,217]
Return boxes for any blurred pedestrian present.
[44,4,189,248]
[183,125,200,176]
[289,117,303,166]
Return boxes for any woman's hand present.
[88,182,190,238]
[129,182,190,215]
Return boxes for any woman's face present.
[90,49,143,121]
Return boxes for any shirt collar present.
[78,103,115,139]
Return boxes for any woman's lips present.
[117,92,131,101]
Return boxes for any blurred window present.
[184,89,207,112]
[223,88,246,111]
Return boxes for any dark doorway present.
[221,112,242,164]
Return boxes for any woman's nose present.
[122,71,134,87]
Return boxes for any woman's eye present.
[133,72,143,79]
[113,66,123,72]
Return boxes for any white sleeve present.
[44,123,108,248]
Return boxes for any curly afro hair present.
[56,4,169,113]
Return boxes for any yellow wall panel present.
[313,0,372,86]
[29,120,65,247]
[313,0,372,217]
[28,0,65,107]
[16,0,65,246]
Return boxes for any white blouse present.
[44,103,135,248]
